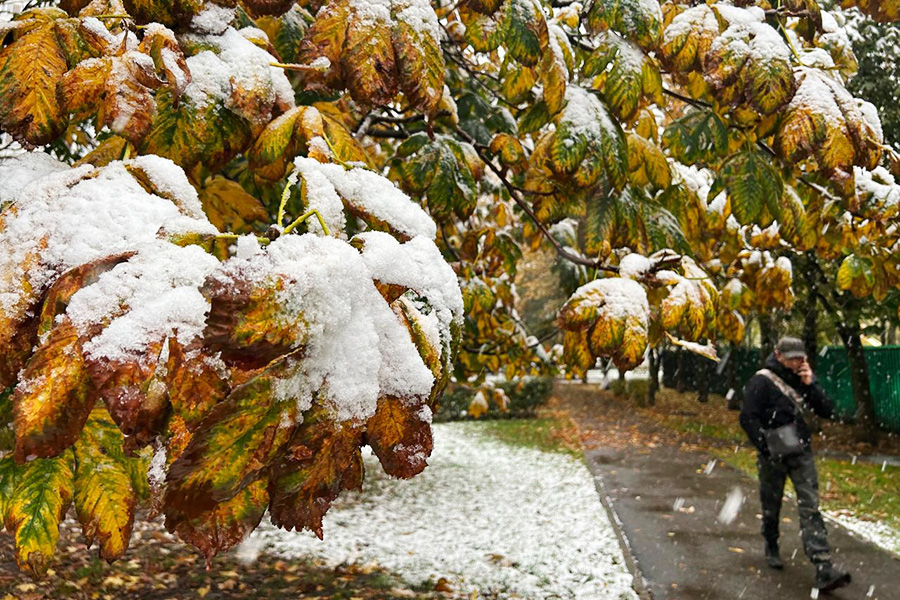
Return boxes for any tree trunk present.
[802,273,819,371]
[697,355,709,403]
[675,349,687,393]
[726,342,742,410]
[647,347,659,407]
[837,317,880,446]
[759,313,775,366]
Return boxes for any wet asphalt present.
[584,444,900,600]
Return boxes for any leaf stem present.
[282,209,330,236]
[270,62,319,72]
[277,180,292,228]
[321,133,350,168]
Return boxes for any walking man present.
[740,337,851,592]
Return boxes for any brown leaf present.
[365,396,432,478]
[201,270,308,370]
[87,340,170,449]
[171,479,269,564]
[267,402,363,538]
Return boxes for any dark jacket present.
[740,353,834,457]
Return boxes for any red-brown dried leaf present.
[202,272,308,370]
[365,395,432,478]
[170,478,269,565]
[87,340,170,449]
[267,403,364,538]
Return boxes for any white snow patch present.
[250,423,640,600]
[824,510,900,558]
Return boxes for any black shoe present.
[764,540,783,570]
[815,563,851,592]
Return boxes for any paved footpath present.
[559,386,900,600]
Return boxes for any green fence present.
[661,346,900,433]
[816,345,900,431]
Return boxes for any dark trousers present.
[757,449,831,564]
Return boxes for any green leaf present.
[164,353,303,520]
[549,86,627,189]
[662,110,729,165]
[73,408,137,562]
[517,100,551,135]
[170,478,269,563]
[460,3,509,53]
[141,89,253,172]
[199,176,269,234]
[0,9,70,145]
[709,150,783,227]
[255,6,313,64]
[659,4,719,72]
[267,403,363,538]
[585,0,663,49]
[5,452,74,578]
[504,0,549,67]
[392,0,445,114]
[837,254,875,297]
[586,33,649,121]
[426,138,478,220]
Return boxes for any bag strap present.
[756,368,806,414]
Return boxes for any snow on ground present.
[824,510,900,558]
[249,422,639,600]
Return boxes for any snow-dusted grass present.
[825,510,900,558]
[248,422,639,600]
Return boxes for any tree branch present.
[452,126,621,273]
[663,87,713,109]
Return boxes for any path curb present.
[585,452,654,600]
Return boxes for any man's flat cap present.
[776,337,807,359]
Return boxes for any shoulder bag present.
[756,368,806,459]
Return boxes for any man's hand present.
[797,362,814,385]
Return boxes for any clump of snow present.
[348,0,391,27]
[568,277,650,326]
[235,234,263,260]
[717,487,744,525]
[0,156,216,336]
[210,233,443,422]
[705,19,790,88]
[251,423,640,600]
[712,3,763,25]
[663,4,719,51]
[354,231,463,333]
[291,156,437,240]
[618,254,651,280]
[0,152,67,205]
[66,240,220,362]
[392,0,441,43]
[181,27,295,124]
[559,86,619,143]
[189,2,236,35]
[129,154,206,218]
[855,166,900,211]
[147,444,168,489]
[786,68,883,148]
[292,156,346,235]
